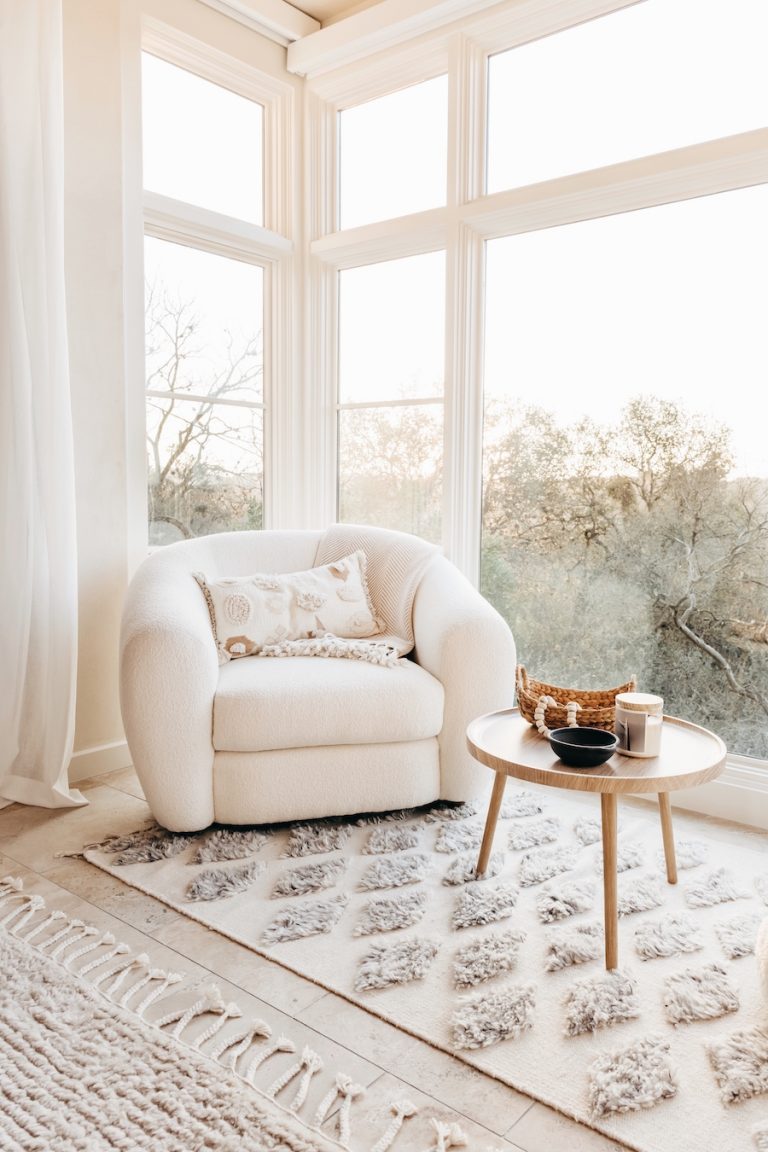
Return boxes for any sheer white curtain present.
[0,0,85,809]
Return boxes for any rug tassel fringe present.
[0,875,25,904]
[155,984,230,1041]
[104,954,151,998]
[422,1118,468,1151]
[371,1100,418,1152]
[6,895,45,935]
[243,1035,296,1083]
[210,1019,272,1067]
[119,965,183,1012]
[50,922,100,960]
[314,1072,365,1147]
[63,930,117,968]
[21,909,68,944]
[0,876,388,1152]
[36,917,89,956]
[78,939,130,976]
[88,949,142,992]
[267,1044,324,1111]
[193,1000,243,1049]
[0,892,36,926]
[134,971,186,1017]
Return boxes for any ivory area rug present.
[78,785,768,1152]
[0,878,404,1152]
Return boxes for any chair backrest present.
[140,529,324,582]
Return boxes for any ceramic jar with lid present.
[615,691,664,757]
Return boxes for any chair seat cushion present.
[212,655,444,752]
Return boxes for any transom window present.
[338,75,448,229]
[487,0,768,193]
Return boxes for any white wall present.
[61,0,300,780]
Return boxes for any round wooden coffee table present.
[466,708,726,970]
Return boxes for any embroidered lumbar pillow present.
[194,550,385,663]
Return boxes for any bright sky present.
[484,183,768,479]
[487,0,768,192]
[142,52,263,223]
[141,0,768,479]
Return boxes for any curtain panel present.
[0,0,84,809]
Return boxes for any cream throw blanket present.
[314,523,440,657]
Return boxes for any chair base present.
[211,739,442,827]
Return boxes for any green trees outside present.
[340,396,768,759]
[486,397,768,759]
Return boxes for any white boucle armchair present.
[119,525,516,832]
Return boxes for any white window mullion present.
[299,90,338,529]
[443,222,484,580]
[442,34,486,576]
[447,33,487,207]
[309,259,339,528]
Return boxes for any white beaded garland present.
[534,694,582,736]
[534,694,556,736]
[566,701,582,728]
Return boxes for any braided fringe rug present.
[79,787,768,1152]
[0,878,444,1152]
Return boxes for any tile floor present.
[4,768,760,1152]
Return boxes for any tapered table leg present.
[601,792,619,970]
[658,791,678,884]
[476,771,507,876]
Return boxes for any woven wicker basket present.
[515,665,637,733]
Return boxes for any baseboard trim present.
[659,756,768,831]
[69,740,132,783]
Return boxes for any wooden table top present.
[466,708,727,795]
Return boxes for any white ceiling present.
[287,0,382,25]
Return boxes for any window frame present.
[305,4,768,581]
[138,20,298,540]
[304,0,768,781]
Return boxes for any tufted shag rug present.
[78,786,768,1152]
[0,879,365,1152]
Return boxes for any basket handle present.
[533,694,581,738]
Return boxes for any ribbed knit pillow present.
[194,550,383,662]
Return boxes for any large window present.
[481,185,768,759]
[141,47,280,545]
[313,0,768,763]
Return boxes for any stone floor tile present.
[153,916,328,1016]
[0,786,151,872]
[43,856,183,935]
[505,1102,632,1152]
[327,1071,525,1152]
[300,991,531,1135]
[92,765,146,800]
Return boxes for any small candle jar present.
[614,692,664,757]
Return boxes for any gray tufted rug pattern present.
[79,786,768,1152]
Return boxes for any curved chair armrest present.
[119,554,220,831]
[412,557,517,801]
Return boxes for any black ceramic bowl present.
[548,726,618,768]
